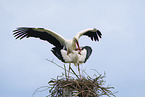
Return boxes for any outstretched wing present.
[81,46,92,63]
[75,28,102,41]
[13,27,66,48]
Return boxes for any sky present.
[0,0,145,97]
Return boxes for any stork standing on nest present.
[13,27,102,76]
[51,46,92,77]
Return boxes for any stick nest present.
[32,61,117,97]
[48,73,116,97]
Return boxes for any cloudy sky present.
[1,0,145,97]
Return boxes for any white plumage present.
[52,46,92,65]
[51,46,92,76]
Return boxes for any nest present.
[32,60,117,97]
[48,73,116,97]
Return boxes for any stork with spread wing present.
[13,27,102,77]
[13,27,102,54]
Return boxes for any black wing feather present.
[83,29,102,41]
[51,47,65,62]
[13,27,63,48]
[82,46,92,63]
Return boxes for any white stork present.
[51,46,92,76]
[51,46,92,65]
[13,27,102,54]
[13,27,102,77]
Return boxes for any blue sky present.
[1,0,145,97]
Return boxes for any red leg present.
[68,63,71,78]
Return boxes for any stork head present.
[73,36,82,51]
[73,37,78,43]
